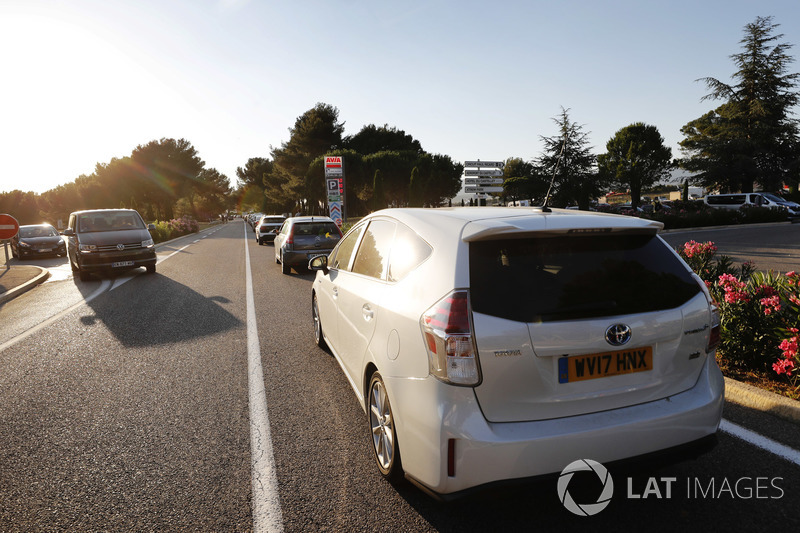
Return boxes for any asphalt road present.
[1,219,799,532]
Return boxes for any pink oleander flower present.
[760,295,781,315]
[773,357,795,376]
[718,273,750,303]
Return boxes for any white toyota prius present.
[309,207,724,499]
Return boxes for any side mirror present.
[308,254,329,274]
[62,228,75,236]
[147,223,156,231]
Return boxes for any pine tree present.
[680,16,800,193]
[537,108,601,209]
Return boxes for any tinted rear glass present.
[469,234,701,322]
[293,223,340,237]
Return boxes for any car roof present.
[287,216,336,223]
[20,223,56,228]
[362,207,663,242]
[70,209,140,215]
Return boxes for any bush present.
[149,216,199,244]
[678,240,799,392]
[650,204,787,230]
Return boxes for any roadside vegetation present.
[678,241,800,400]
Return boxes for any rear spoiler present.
[461,213,663,242]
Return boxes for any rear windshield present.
[293,222,340,238]
[469,234,701,322]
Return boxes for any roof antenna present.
[540,131,569,213]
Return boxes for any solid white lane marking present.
[244,223,284,532]
[720,419,800,466]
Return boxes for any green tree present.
[408,166,424,207]
[343,124,423,154]
[236,157,272,212]
[372,169,386,211]
[131,138,205,220]
[501,157,546,205]
[598,123,673,208]
[269,103,345,213]
[679,16,800,193]
[414,153,463,207]
[537,108,601,209]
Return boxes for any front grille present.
[95,242,143,252]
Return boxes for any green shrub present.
[149,216,199,244]
[678,240,799,390]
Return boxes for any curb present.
[0,266,50,305]
[724,377,800,424]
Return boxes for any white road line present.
[0,278,111,353]
[244,223,284,533]
[1,241,194,351]
[720,419,800,466]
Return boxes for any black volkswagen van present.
[64,209,157,281]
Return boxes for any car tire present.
[146,264,156,274]
[368,372,403,483]
[78,268,91,282]
[281,254,290,274]
[312,292,328,350]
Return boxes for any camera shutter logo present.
[557,459,614,516]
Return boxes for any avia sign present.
[324,157,345,225]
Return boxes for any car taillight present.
[420,290,481,386]
[707,303,721,353]
[285,228,294,246]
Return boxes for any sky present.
[1,0,799,195]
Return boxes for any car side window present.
[387,223,432,282]
[352,220,396,280]
[330,223,364,271]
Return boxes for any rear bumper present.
[385,355,724,497]
[282,249,333,266]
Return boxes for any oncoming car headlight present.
[142,238,154,248]
[79,244,96,253]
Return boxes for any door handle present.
[332,286,338,298]
[362,303,374,321]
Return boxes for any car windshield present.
[20,226,58,238]
[469,233,702,322]
[761,193,783,202]
[78,212,145,232]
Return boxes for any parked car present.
[274,216,342,274]
[309,207,723,499]
[255,215,286,245]
[704,192,799,217]
[64,209,157,281]
[11,223,66,259]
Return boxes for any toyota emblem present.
[605,324,632,346]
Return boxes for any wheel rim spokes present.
[370,381,393,469]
